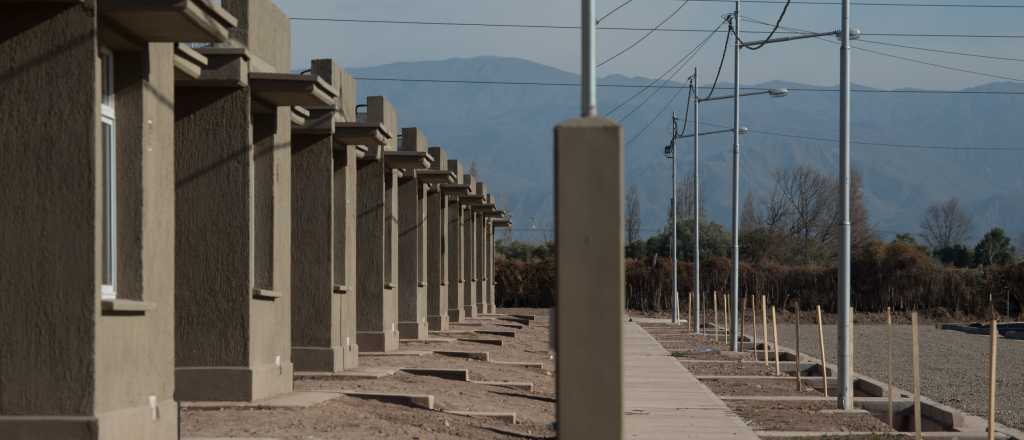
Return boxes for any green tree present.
[974,228,1016,267]
[933,245,974,268]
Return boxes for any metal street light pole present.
[838,0,854,410]
[692,68,700,334]
[582,0,596,116]
[671,114,680,324]
[730,1,742,352]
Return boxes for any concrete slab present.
[458,337,503,346]
[490,361,544,369]
[181,391,341,410]
[624,322,759,440]
[360,350,431,357]
[446,411,517,424]
[471,381,534,392]
[474,330,516,338]
[400,368,470,381]
[342,391,435,410]
[400,337,456,344]
[295,367,399,380]
[431,329,476,336]
[451,322,484,327]
[434,350,490,361]
[495,323,524,330]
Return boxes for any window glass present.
[100,49,117,300]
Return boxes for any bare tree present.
[775,166,832,243]
[741,192,761,233]
[625,184,642,245]
[468,161,479,179]
[673,171,702,222]
[919,198,972,250]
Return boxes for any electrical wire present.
[738,0,793,50]
[597,0,634,24]
[289,17,1024,39]
[679,0,1024,7]
[609,17,728,116]
[703,16,733,100]
[857,39,1024,63]
[598,0,689,67]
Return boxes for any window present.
[100,49,117,300]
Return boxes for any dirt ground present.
[182,309,555,440]
[726,400,895,433]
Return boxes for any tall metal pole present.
[729,2,741,352]
[671,114,680,324]
[582,0,597,117]
[837,0,854,410]
[692,69,702,335]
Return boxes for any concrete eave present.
[99,0,237,43]
[440,183,472,195]
[335,122,392,147]
[173,43,208,80]
[461,195,486,206]
[416,169,456,184]
[176,47,248,88]
[383,151,432,171]
[493,219,512,227]
[290,106,310,127]
[250,73,337,108]
[293,108,336,135]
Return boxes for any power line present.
[350,77,1024,95]
[857,39,1024,63]
[599,0,690,67]
[679,0,1024,7]
[597,0,635,24]
[700,120,1024,151]
[289,17,1024,39]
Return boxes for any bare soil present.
[181,308,555,440]
[725,400,896,433]
[702,378,825,397]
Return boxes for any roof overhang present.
[175,47,248,88]
[493,218,512,227]
[461,194,486,206]
[173,43,207,80]
[335,122,392,147]
[384,151,433,171]
[440,183,472,196]
[99,0,237,43]
[293,108,336,135]
[250,73,337,108]
[416,169,456,184]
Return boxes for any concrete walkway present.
[624,321,759,439]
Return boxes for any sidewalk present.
[624,321,759,439]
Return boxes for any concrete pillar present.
[474,183,490,316]
[290,59,360,373]
[487,218,497,314]
[397,128,431,340]
[426,147,452,331]
[461,174,478,318]
[0,3,196,433]
[555,117,624,440]
[443,161,467,323]
[356,96,401,353]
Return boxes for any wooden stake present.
[713,291,719,343]
[772,305,781,376]
[751,296,759,359]
[762,295,770,366]
[816,305,828,398]
[725,294,731,343]
[795,301,802,391]
[887,306,894,427]
[687,291,693,333]
[912,311,922,440]
[741,295,748,348]
[988,318,998,440]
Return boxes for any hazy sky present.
[278,0,1024,90]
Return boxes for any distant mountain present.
[350,56,1024,244]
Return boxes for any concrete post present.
[555,117,624,440]
[356,96,401,353]
[397,128,431,340]
[290,59,360,372]
[462,174,479,318]
[488,218,498,314]
[474,183,490,317]
[444,161,467,323]
[426,147,451,331]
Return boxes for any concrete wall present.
[333,146,360,368]
[427,147,450,331]
[463,205,477,318]
[222,0,290,72]
[397,128,429,339]
[446,161,465,323]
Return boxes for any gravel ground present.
[774,321,1024,430]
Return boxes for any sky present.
[278,0,1024,90]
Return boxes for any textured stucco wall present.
[397,175,426,338]
[175,86,252,373]
[0,3,97,418]
[446,161,465,322]
[356,160,399,352]
[222,0,291,72]
[463,206,476,318]
[290,132,335,369]
[333,146,359,367]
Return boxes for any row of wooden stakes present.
[683,291,1002,440]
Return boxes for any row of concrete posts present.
[0,1,510,438]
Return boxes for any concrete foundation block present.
[400,368,470,381]
[343,391,435,410]
[434,350,490,361]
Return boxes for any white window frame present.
[100,48,117,301]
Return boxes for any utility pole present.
[670,114,680,324]
[730,2,742,352]
[582,0,596,117]
[837,0,854,410]
[691,69,701,335]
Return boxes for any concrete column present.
[555,117,624,440]
[445,161,466,323]
[474,184,489,317]
[356,96,400,353]
[426,147,451,331]
[487,219,497,314]
[290,59,359,372]
[462,178,477,318]
[397,129,431,340]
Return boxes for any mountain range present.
[349,56,1024,245]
